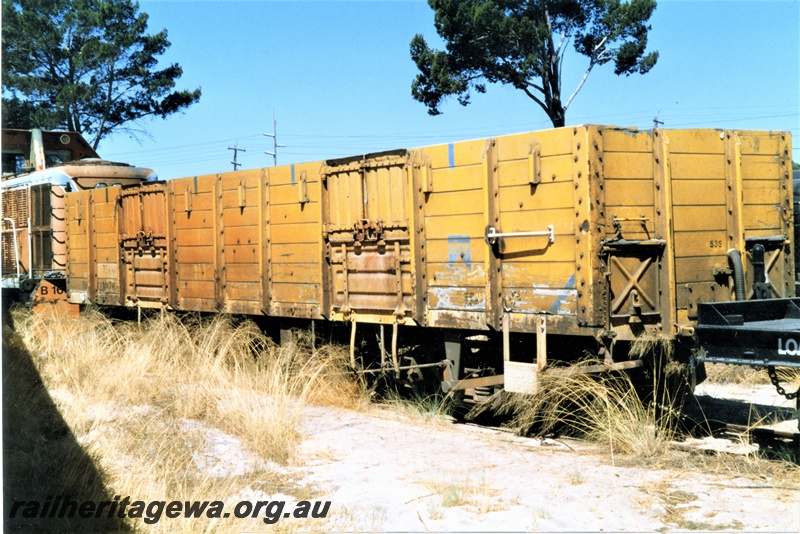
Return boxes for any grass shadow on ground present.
[3,316,127,532]
[682,393,799,463]
[684,394,795,431]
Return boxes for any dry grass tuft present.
[377,389,457,427]
[420,472,505,516]
[14,307,368,464]
[704,362,800,389]
[484,361,678,458]
[9,306,368,532]
[703,362,770,385]
[629,333,673,361]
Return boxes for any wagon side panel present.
[268,162,325,319]
[495,129,582,333]
[219,169,265,315]
[419,139,489,330]
[172,175,218,311]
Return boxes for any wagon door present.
[599,129,672,336]
[321,151,414,322]
[119,182,170,306]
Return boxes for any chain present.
[767,366,800,400]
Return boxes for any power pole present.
[653,116,664,130]
[228,142,246,171]
[263,110,286,166]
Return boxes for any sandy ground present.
[14,350,800,533]
[287,395,800,533]
[21,385,800,533]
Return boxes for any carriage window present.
[2,152,26,175]
[45,149,73,166]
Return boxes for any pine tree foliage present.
[410,0,658,127]
[2,0,201,149]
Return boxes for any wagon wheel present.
[628,340,695,432]
[19,278,38,293]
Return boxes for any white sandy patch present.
[295,404,799,532]
[696,382,797,410]
[50,385,800,532]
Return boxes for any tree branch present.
[556,29,567,58]
[93,63,116,150]
[521,85,548,112]
[563,32,612,112]
[563,61,596,112]
[526,80,545,94]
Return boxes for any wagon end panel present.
[668,129,732,324]
[601,127,672,340]
[119,182,170,308]
[667,129,793,327]
[738,131,794,300]
[66,189,92,304]
[268,162,325,319]
[91,186,123,306]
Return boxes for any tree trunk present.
[549,109,566,128]
[547,96,566,128]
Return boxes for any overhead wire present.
[102,106,799,176]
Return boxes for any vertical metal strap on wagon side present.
[260,168,272,315]
[166,181,177,307]
[214,174,224,311]
[653,129,677,335]
[87,189,96,303]
[482,138,502,330]
[779,132,795,296]
[724,131,745,276]
[573,126,606,328]
[409,150,428,325]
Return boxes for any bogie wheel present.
[19,278,37,293]
[629,343,696,434]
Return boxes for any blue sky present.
[100,0,800,179]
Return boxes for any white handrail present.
[485,225,555,245]
[28,216,33,277]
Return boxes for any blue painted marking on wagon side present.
[291,164,296,186]
[448,143,455,168]
[548,274,576,314]
[447,235,471,264]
